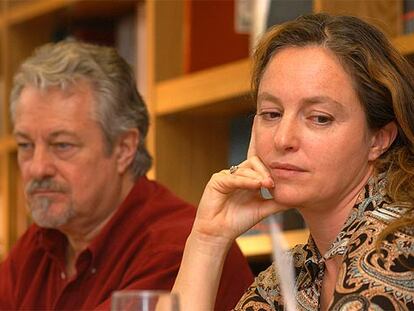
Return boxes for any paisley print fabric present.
[233,175,414,311]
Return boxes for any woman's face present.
[255,46,379,210]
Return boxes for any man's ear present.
[115,129,139,174]
[368,121,398,161]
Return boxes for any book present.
[184,0,250,73]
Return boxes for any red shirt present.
[0,177,253,310]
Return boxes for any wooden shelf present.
[236,228,309,258]
[0,0,139,27]
[0,0,71,26]
[155,58,251,116]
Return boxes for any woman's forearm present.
[172,232,233,311]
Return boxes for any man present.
[0,40,253,310]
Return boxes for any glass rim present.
[112,290,177,299]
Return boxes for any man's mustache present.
[26,178,69,195]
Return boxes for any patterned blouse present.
[233,175,414,311]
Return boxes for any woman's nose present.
[273,117,300,152]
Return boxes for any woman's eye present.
[258,111,282,121]
[310,115,333,125]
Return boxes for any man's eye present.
[258,111,282,121]
[17,142,33,151]
[53,143,73,151]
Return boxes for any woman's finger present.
[258,199,286,219]
[226,165,274,189]
[211,171,263,194]
[247,115,258,159]
[229,156,273,188]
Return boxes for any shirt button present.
[60,272,66,280]
[91,268,97,274]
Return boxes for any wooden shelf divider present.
[0,136,16,154]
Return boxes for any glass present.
[111,290,179,311]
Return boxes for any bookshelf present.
[0,0,411,262]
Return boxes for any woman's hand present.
[192,156,283,246]
[192,116,286,246]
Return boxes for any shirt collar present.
[36,227,68,267]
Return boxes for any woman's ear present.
[115,129,140,174]
[368,121,398,161]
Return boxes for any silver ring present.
[229,165,239,174]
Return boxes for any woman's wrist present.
[187,230,233,259]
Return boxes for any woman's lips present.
[269,162,308,178]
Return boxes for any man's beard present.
[26,178,76,228]
[28,196,76,228]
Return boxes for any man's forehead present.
[20,83,86,99]
[17,84,95,113]
[15,86,97,126]
[14,128,79,139]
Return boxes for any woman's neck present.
[305,206,352,256]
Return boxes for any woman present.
[172,13,414,311]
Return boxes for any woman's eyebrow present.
[257,92,282,104]
[301,96,345,110]
[257,93,345,110]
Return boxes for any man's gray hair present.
[10,39,152,178]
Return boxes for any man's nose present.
[27,146,56,179]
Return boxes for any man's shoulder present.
[140,202,195,249]
[2,224,43,264]
[130,178,197,223]
[107,178,196,251]
[10,224,41,249]
[142,178,194,205]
